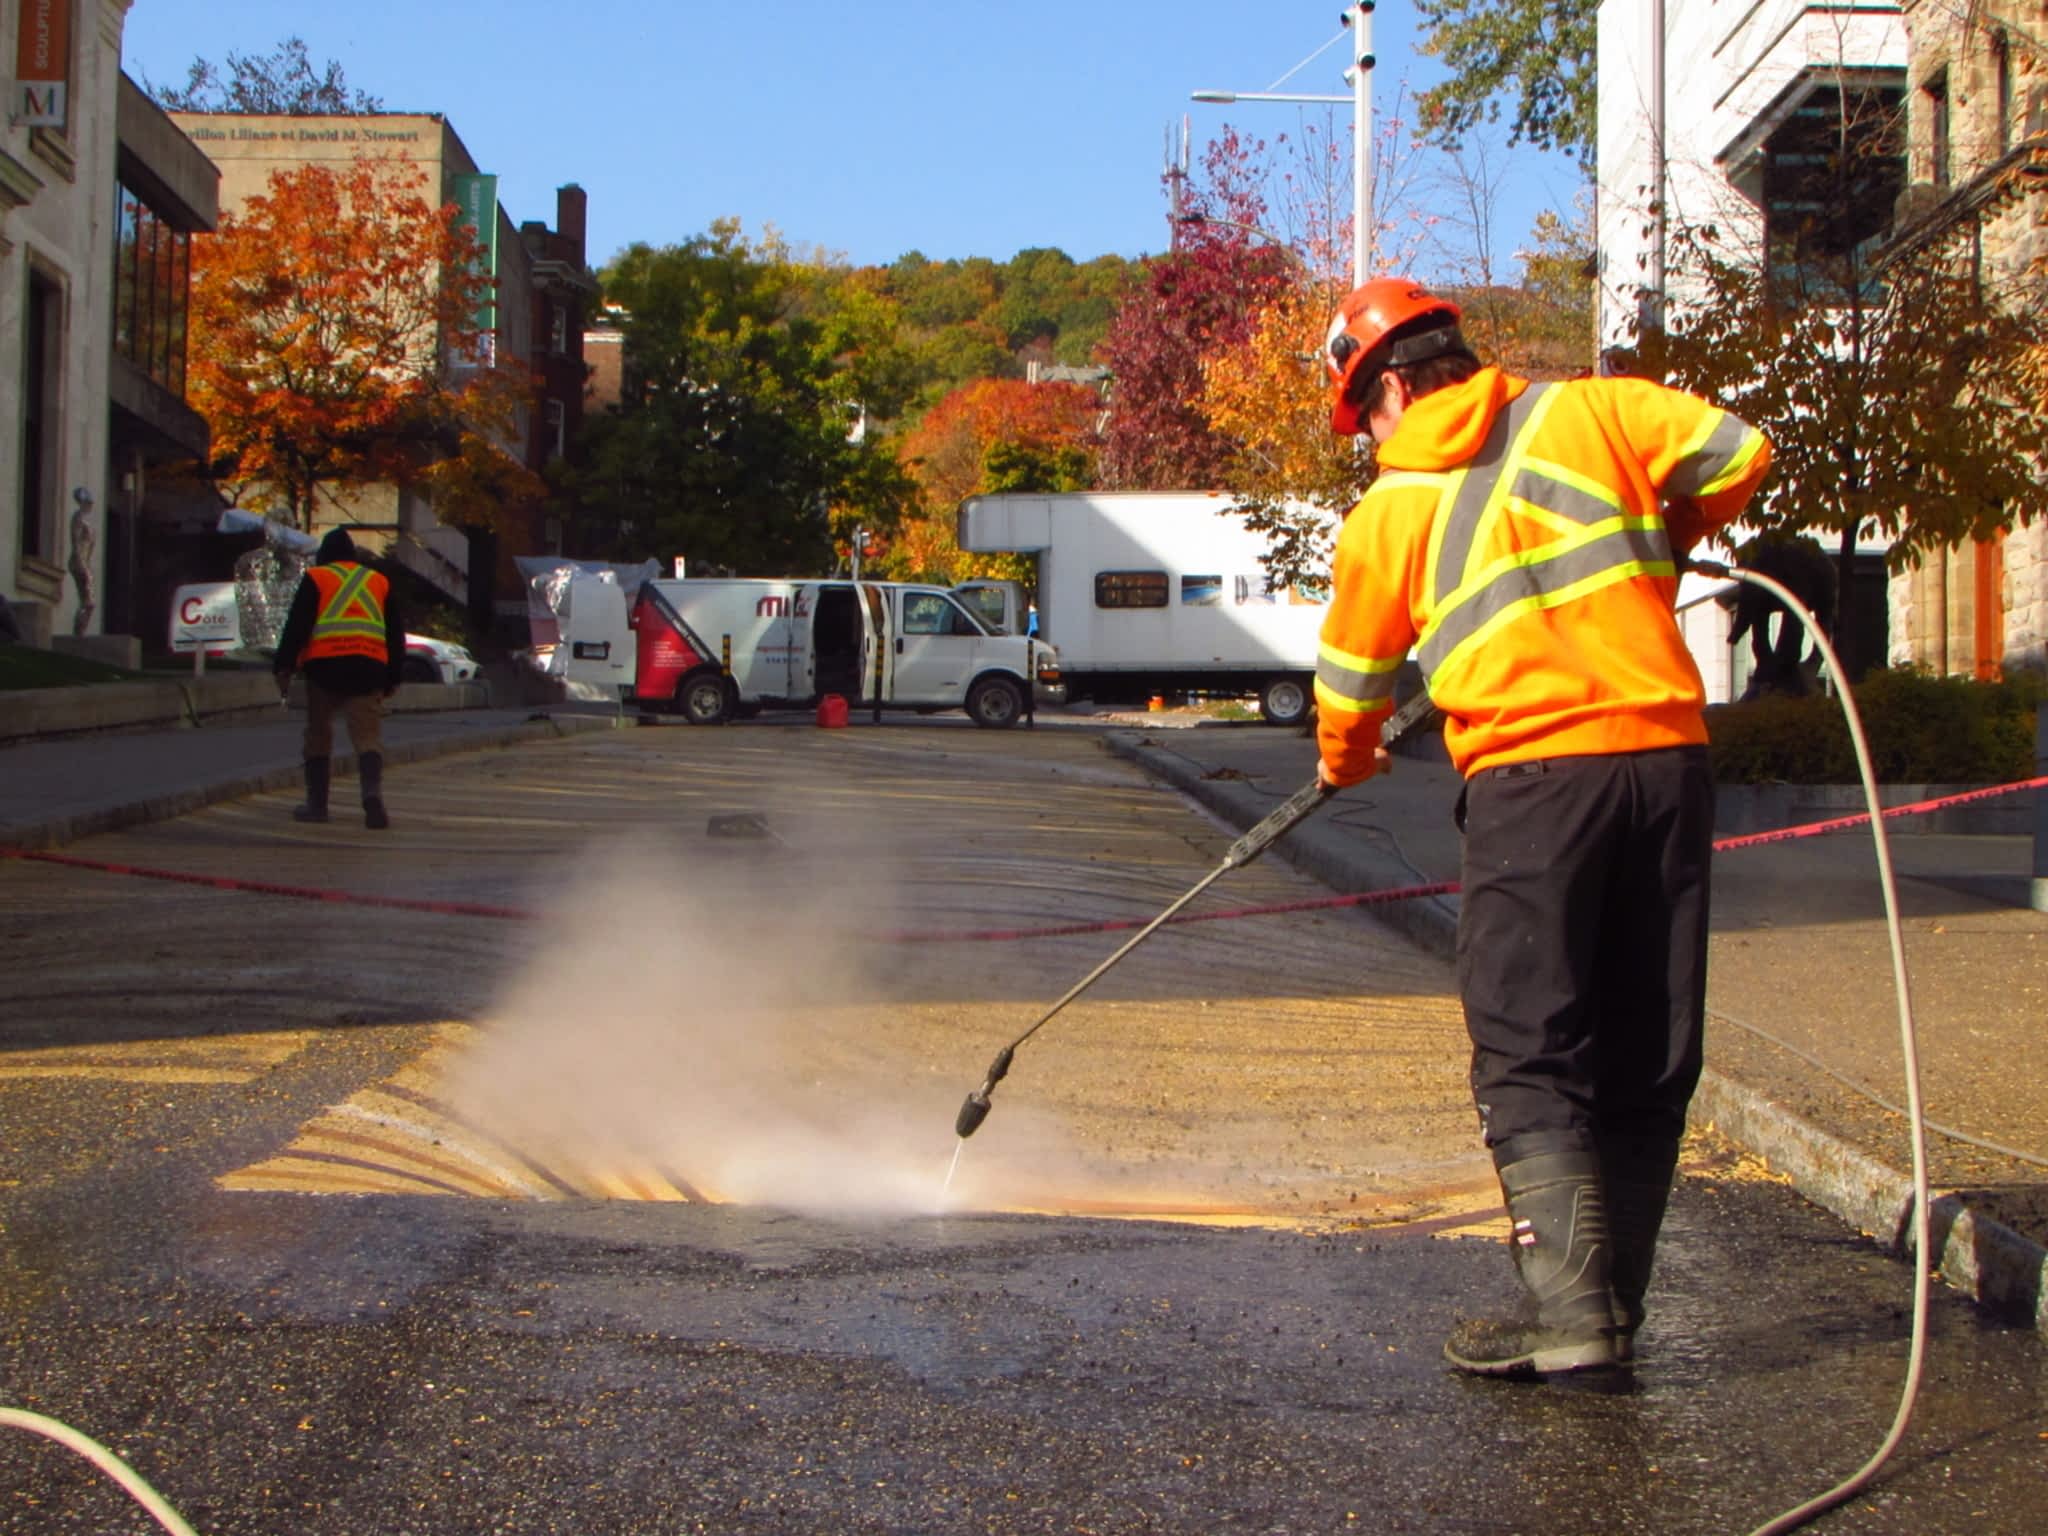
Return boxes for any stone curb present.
[1102,731,1461,959]
[0,713,619,853]
[1104,729,2048,1338]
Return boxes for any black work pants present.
[1455,746,1713,1161]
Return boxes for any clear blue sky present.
[122,0,1584,276]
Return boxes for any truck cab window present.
[904,592,979,636]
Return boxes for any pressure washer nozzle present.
[955,1091,993,1139]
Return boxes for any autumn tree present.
[1414,0,1597,169]
[187,159,542,537]
[570,224,915,574]
[889,377,1100,581]
[1644,73,2048,679]
[147,36,382,114]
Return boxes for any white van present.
[621,577,1061,728]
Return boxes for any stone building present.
[3,0,218,656]
[1883,2,2048,677]
[168,112,594,628]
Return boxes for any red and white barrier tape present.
[4,774,2043,942]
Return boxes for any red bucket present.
[816,694,849,729]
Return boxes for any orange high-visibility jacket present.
[1315,367,1771,782]
[303,562,392,664]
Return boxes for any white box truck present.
[954,491,1335,726]
[557,575,1061,728]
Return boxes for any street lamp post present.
[1192,2,1376,287]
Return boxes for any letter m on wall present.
[14,0,71,128]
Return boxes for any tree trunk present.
[465,524,499,641]
[1832,524,1859,682]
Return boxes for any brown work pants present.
[302,681,386,759]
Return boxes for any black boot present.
[1444,1136,1622,1377]
[360,751,389,830]
[1598,1133,1681,1363]
[293,758,331,823]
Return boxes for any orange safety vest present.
[303,562,392,664]
[1315,367,1772,781]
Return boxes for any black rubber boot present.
[1444,1137,1622,1377]
[293,758,331,823]
[360,751,389,830]
[1598,1133,1681,1363]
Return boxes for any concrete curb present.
[1690,1070,2047,1336]
[0,713,619,853]
[1105,728,2048,1337]
[1102,730,1462,959]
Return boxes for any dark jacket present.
[274,529,405,697]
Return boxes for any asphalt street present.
[2,718,2043,1533]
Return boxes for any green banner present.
[450,173,499,353]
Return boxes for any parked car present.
[402,633,479,686]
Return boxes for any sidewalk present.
[0,698,623,850]
[1099,719,2048,1338]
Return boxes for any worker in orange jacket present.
[274,528,404,829]
[1316,279,1771,1377]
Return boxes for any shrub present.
[1707,668,2040,784]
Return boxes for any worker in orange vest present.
[1316,279,1772,1377]
[273,528,404,829]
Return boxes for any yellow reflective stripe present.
[1518,454,1625,517]
[1313,678,1393,718]
[1316,636,1404,676]
[1696,426,1767,497]
[1430,560,1673,682]
[1419,468,1466,617]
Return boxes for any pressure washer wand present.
[953,773,1337,1139]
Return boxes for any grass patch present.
[0,644,148,691]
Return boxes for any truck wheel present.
[966,675,1025,729]
[1259,676,1312,728]
[678,670,733,725]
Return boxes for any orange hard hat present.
[1325,278,1463,435]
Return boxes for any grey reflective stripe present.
[1429,385,1554,608]
[1315,652,1400,707]
[1665,411,1755,497]
[1416,523,1675,675]
[1501,461,1618,527]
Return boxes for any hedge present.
[1706,668,2044,785]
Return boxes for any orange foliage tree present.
[188,158,542,530]
[889,377,1100,581]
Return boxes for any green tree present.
[1414,0,1597,170]
[147,35,382,113]
[571,224,913,574]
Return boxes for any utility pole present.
[1346,2,1375,284]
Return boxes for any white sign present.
[169,583,242,653]
[673,557,687,579]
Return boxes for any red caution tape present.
[5,774,2043,941]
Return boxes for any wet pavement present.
[1,710,2045,1532]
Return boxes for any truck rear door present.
[560,575,633,691]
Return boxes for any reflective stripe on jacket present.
[1315,367,1771,781]
[304,562,392,664]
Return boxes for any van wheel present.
[678,670,732,725]
[966,675,1025,729]
[1259,676,1312,728]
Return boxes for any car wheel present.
[966,675,1024,729]
[1259,675,1312,728]
[678,670,733,725]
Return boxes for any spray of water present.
[443,835,978,1216]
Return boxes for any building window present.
[543,398,566,461]
[1094,570,1168,609]
[1761,83,1905,303]
[111,180,193,396]
[18,265,65,565]
[549,301,568,355]
[1925,70,1951,190]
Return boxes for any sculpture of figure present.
[68,488,97,637]
[1729,534,1837,698]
